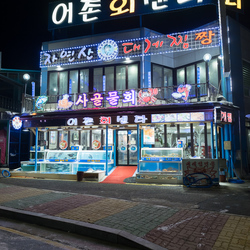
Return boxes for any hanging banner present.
[40,26,220,68]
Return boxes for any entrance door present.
[117,130,137,166]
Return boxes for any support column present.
[137,124,140,172]
[221,126,225,159]
[215,123,218,159]
[35,127,38,172]
[211,122,214,159]
[105,125,108,176]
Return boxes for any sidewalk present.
[0,182,250,250]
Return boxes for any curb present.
[0,206,166,250]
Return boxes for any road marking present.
[0,226,79,250]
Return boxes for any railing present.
[22,82,220,114]
[0,95,21,113]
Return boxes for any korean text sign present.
[40,27,220,68]
[48,0,218,30]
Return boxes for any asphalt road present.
[1,177,250,217]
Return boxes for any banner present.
[40,26,220,68]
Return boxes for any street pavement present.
[0,180,250,249]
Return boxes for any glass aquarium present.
[30,151,45,161]
[40,163,77,173]
[141,148,183,161]
[78,150,113,163]
[46,150,78,162]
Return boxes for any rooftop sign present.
[48,0,218,30]
[40,26,220,68]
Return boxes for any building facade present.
[17,0,249,183]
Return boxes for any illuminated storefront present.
[18,0,247,184]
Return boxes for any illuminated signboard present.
[40,27,220,68]
[12,116,22,130]
[48,0,218,30]
[24,111,213,128]
[214,108,233,123]
[151,112,206,123]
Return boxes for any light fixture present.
[125,57,131,63]
[170,123,175,127]
[23,128,29,132]
[40,128,47,132]
[218,55,223,60]
[76,127,82,131]
[199,122,205,126]
[203,53,212,62]
[23,74,30,81]
[56,66,63,71]
[57,127,63,131]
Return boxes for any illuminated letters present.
[52,3,73,25]
[195,30,215,45]
[67,118,78,126]
[177,0,203,4]
[225,0,241,9]
[110,0,135,16]
[78,0,101,22]
[144,0,168,10]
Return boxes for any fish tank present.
[40,163,78,173]
[141,148,183,161]
[46,150,78,162]
[78,150,113,163]
[30,151,45,162]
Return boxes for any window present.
[209,58,219,87]
[152,64,163,88]
[177,68,185,85]
[187,65,195,97]
[93,68,103,92]
[69,70,78,94]
[80,69,89,93]
[128,64,138,90]
[116,66,126,90]
[152,64,173,99]
[49,131,58,149]
[59,72,68,96]
[105,66,114,92]
[48,63,139,100]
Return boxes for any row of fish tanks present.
[21,147,185,184]
[21,148,115,174]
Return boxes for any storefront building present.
[17,0,248,184]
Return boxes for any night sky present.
[0,0,249,71]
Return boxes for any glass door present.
[117,130,137,166]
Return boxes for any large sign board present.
[22,111,213,128]
[182,159,219,186]
[48,0,218,30]
[40,27,220,68]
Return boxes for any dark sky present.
[0,0,249,71]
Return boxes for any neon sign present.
[58,94,74,109]
[48,0,217,30]
[40,27,220,68]
[75,89,137,108]
[35,96,48,110]
[138,88,158,105]
[97,39,118,62]
[221,111,232,123]
[172,84,192,102]
[12,116,22,130]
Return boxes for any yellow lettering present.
[225,0,241,9]
[110,0,135,17]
